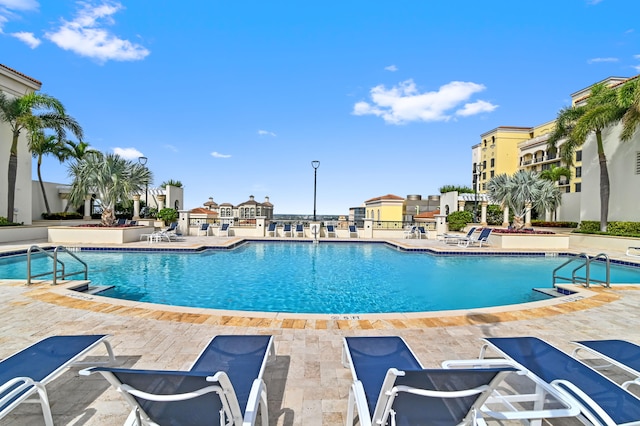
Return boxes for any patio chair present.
[197,223,212,236]
[416,226,427,239]
[294,224,304,237]
[116,218,126,225]
[266,222,277,237]
[475,336,640,425]
[128,220,137,226]
[282,224,292,237]
[457,228,492,248]
[348,225,358,238]
[438,226,477,245]
[1,335,116,426]
[626,247,640,258]
[403,226,417,239]
[341,336,516,426]
[218,223,230,237]
[572,339,640,390]
[325,225,336,237]
[81,335,274,426]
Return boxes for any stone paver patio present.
[2,236,640,425]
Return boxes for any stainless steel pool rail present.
[27,245,88,285]
[553,252,610,288]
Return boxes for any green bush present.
[575,221,640,237]
[41,212,83,220]
[0,216,20,226]
[447,210,472,231]
[531,220,578,228]
[156,208,178,225]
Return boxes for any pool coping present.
[3,238,639,329]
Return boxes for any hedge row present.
[530,220,578,228]
[41,212,83,220]
[577,221,640,237]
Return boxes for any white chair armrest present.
[243,378,267,426]
[551,379,617,426]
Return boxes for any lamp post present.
[311,160,320,221]
[138,156,148,217]
[473,163,483,223]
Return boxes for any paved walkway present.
[2,236,640,425]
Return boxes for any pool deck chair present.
[1,335,115,426]
[282,224,292,237]
[267,222,277,237]
[627,247,640,258]
[295,224,304,237]
[572,339,640,390]
[475,336,640,425]
[197,223,212,236]
[438,226,477,245]
[218,223,230,237]
[416,226,427,239]
[341,336,517,426]
[403,226,417,239]
[458,228,492,248]
[81,335,274,426]
[326,225,336,238]
[348,225,358,238]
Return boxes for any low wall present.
[48,226,154,244]
[569,234,640,252]
[490,233,570,249]
[0,225,48,243]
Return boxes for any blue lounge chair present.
[458,227,492,248]
[325,225,336,238]
[416,226,427,239]
[342,336,516,426]
[282,224,292,237]
[81,335,274,426]
[572,339,640,389]
[116,218,126,225]
[266,222,277,237]
[218,223,230,237]
[439,226,477,245]
[479,336,640,425]
[197,223,212,236]
[403,226,417,239]
[294,224,304,237]
[1,335,115,426]
[348,225,358,238]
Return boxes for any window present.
[575,183,581,192]
[576,150,582,162]
[482,172,486,180]
[482,160,487,169]
[575,166,582,178]
[490,171,495,178]
[490,158,495,167]
[482,183,486,191]
[636,152,640,174]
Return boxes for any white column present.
[133,195,141,219]
[435,214,447,236]
[83,195,92,220]
[525,203,532,228]
[457,200,466,212]
[157,194,166,211]
[178,210,191,236]
[502,206,510,227]
[481,201,488,226]
[363,218,373,239]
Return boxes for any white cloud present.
[587,57,618,64]
[384,65,398,72]
[258,129,276,137]
[0,0,39,11]
[211,151,231,158]
[456,100,498,117]
[10,31,40,47]
[44,1,150,63]
[113,147,143,159]
[353,79,496,124]
[635,54,640,59]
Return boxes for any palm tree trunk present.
[6,132,20,222]
[596,131,610,232]
[37,155,52,214]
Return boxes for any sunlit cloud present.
[45,1,149,63]
[10,31,40,47]
[384,65,398,72]
[353,79,496,124]
[258,129,276,137]
[211,151,231,158]
[587,57,618,64]
[113,147,143,159]
[0,0,39,32]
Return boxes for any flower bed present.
[492,228,554,235]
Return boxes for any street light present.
[473,163,484,223]
[138,156,148,217]
[311,160,320,221]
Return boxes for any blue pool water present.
[3,243,640,314]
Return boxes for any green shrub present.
[575,221,640,237]
[156,208,178,225]
[0,216,20,226]
[531,220,578,228]
[447,210,472,231]
[41,212,83,220]
[578,221,601,233]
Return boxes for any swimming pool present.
[4,243,640,314]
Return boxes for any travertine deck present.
[2,236,640,425]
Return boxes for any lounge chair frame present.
[572,339,640,390]
[294,224,304,238]
[458,228,492,248]
[1,335,115,426]
[438,226,477,244]
[325,225,336,238]
[348,225,358,238]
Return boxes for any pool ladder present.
[27,245,88,285]
[552,252,610,288]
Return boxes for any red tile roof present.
[0,64,42,86]
[364,194,404,203]
[189,207,218,215]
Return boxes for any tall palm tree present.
[0,91,83,222]
[618,78,640,142]
[548,83,625,232]
[487,170,562,229]
[28,130,68,215]
[539,165,572,221]
[67,152,152,226]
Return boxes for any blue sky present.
[2,0,639,214]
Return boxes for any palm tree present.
[618,78,640,142]
[548,83,625,232]
[487,170,562,229]
[539,165,572,221]
[160,179,183,188]
[0,91,83,222]
[28,130,68,215]
[67,152,152,226]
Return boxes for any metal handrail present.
[553,253,589,287]
[27,245,88,285]
[552,252,610,288]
